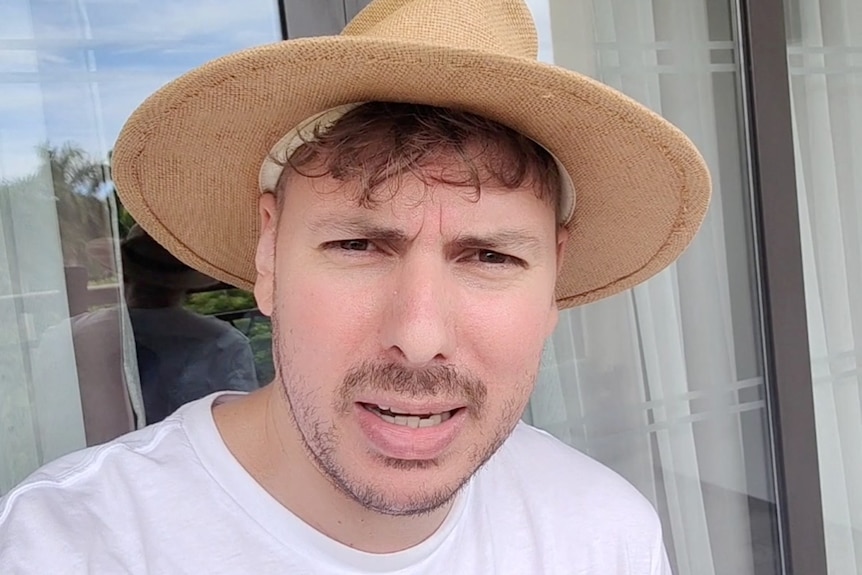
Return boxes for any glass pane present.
[526,0,782,573]
[0,0,279,493]
[784,0,862,571]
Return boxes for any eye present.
[478,250,510,264]
[321,239,386,258]
[472,250,525,268]
[336,239,373,251]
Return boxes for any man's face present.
[254,156,564,516]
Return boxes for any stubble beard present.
[269,299,529,517]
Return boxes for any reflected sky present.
[0,0,555,181]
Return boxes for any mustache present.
[339,361,487,414]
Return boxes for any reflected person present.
[122,224,259,423]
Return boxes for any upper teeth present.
[367,405,453,428]
[394,414,441,428]
[378,405,421,415]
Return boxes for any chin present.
[352,481,464,517]
[336,457,473,517]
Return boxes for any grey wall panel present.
[343,0,373,21]
[283,0,347,38]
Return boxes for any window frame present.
[735,0,828,572]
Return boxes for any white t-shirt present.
[0,393,671,574]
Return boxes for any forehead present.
[279,142,556,209]
[283,158,557,229]
[273,113,563,213]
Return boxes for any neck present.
[214,385,455,553]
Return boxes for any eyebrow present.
[308,215,546,256]
[307,215,411,243]
[450,230,545,257]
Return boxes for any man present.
[121,224,259,423]
[0,0,710,573]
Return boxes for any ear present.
[254,193,278,317]
[545,225,569,337]
[555,225,569,275]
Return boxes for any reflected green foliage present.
[186,290,274,385]
[232,316,274,385]
[185,289,255,316]
[117,201,136,240]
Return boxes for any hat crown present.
[341,0,538,60]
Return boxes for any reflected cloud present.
[0,51,38,74]
[84,0,280,47]
[0,0,280,180]
[1,0,557,181]
[0,0,35,40]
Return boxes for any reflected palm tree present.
[40,143,114,272]
[0,142,115,286]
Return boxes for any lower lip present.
[355,404,466,461]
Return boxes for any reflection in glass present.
[120,225,260,424]
[0,0,279,493]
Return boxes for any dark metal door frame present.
[737,0,828,572]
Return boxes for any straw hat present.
[111,0,711,309]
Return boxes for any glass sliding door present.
[784,0,862,571]
[0,0,280,493]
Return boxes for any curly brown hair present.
[273,102,562,218]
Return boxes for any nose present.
[380,257,456,366]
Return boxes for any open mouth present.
[360,403,461,428]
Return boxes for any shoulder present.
[485,422,662,529]
[0,416,193,569]
[1,417,187,513]
[470,424,669,572]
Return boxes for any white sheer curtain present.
[0,168,87,494]
[0,0,143,494]
[525,1,777,573]
[786,0,862,571]
[0,163,144,495]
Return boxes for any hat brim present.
[112,36,711,310]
